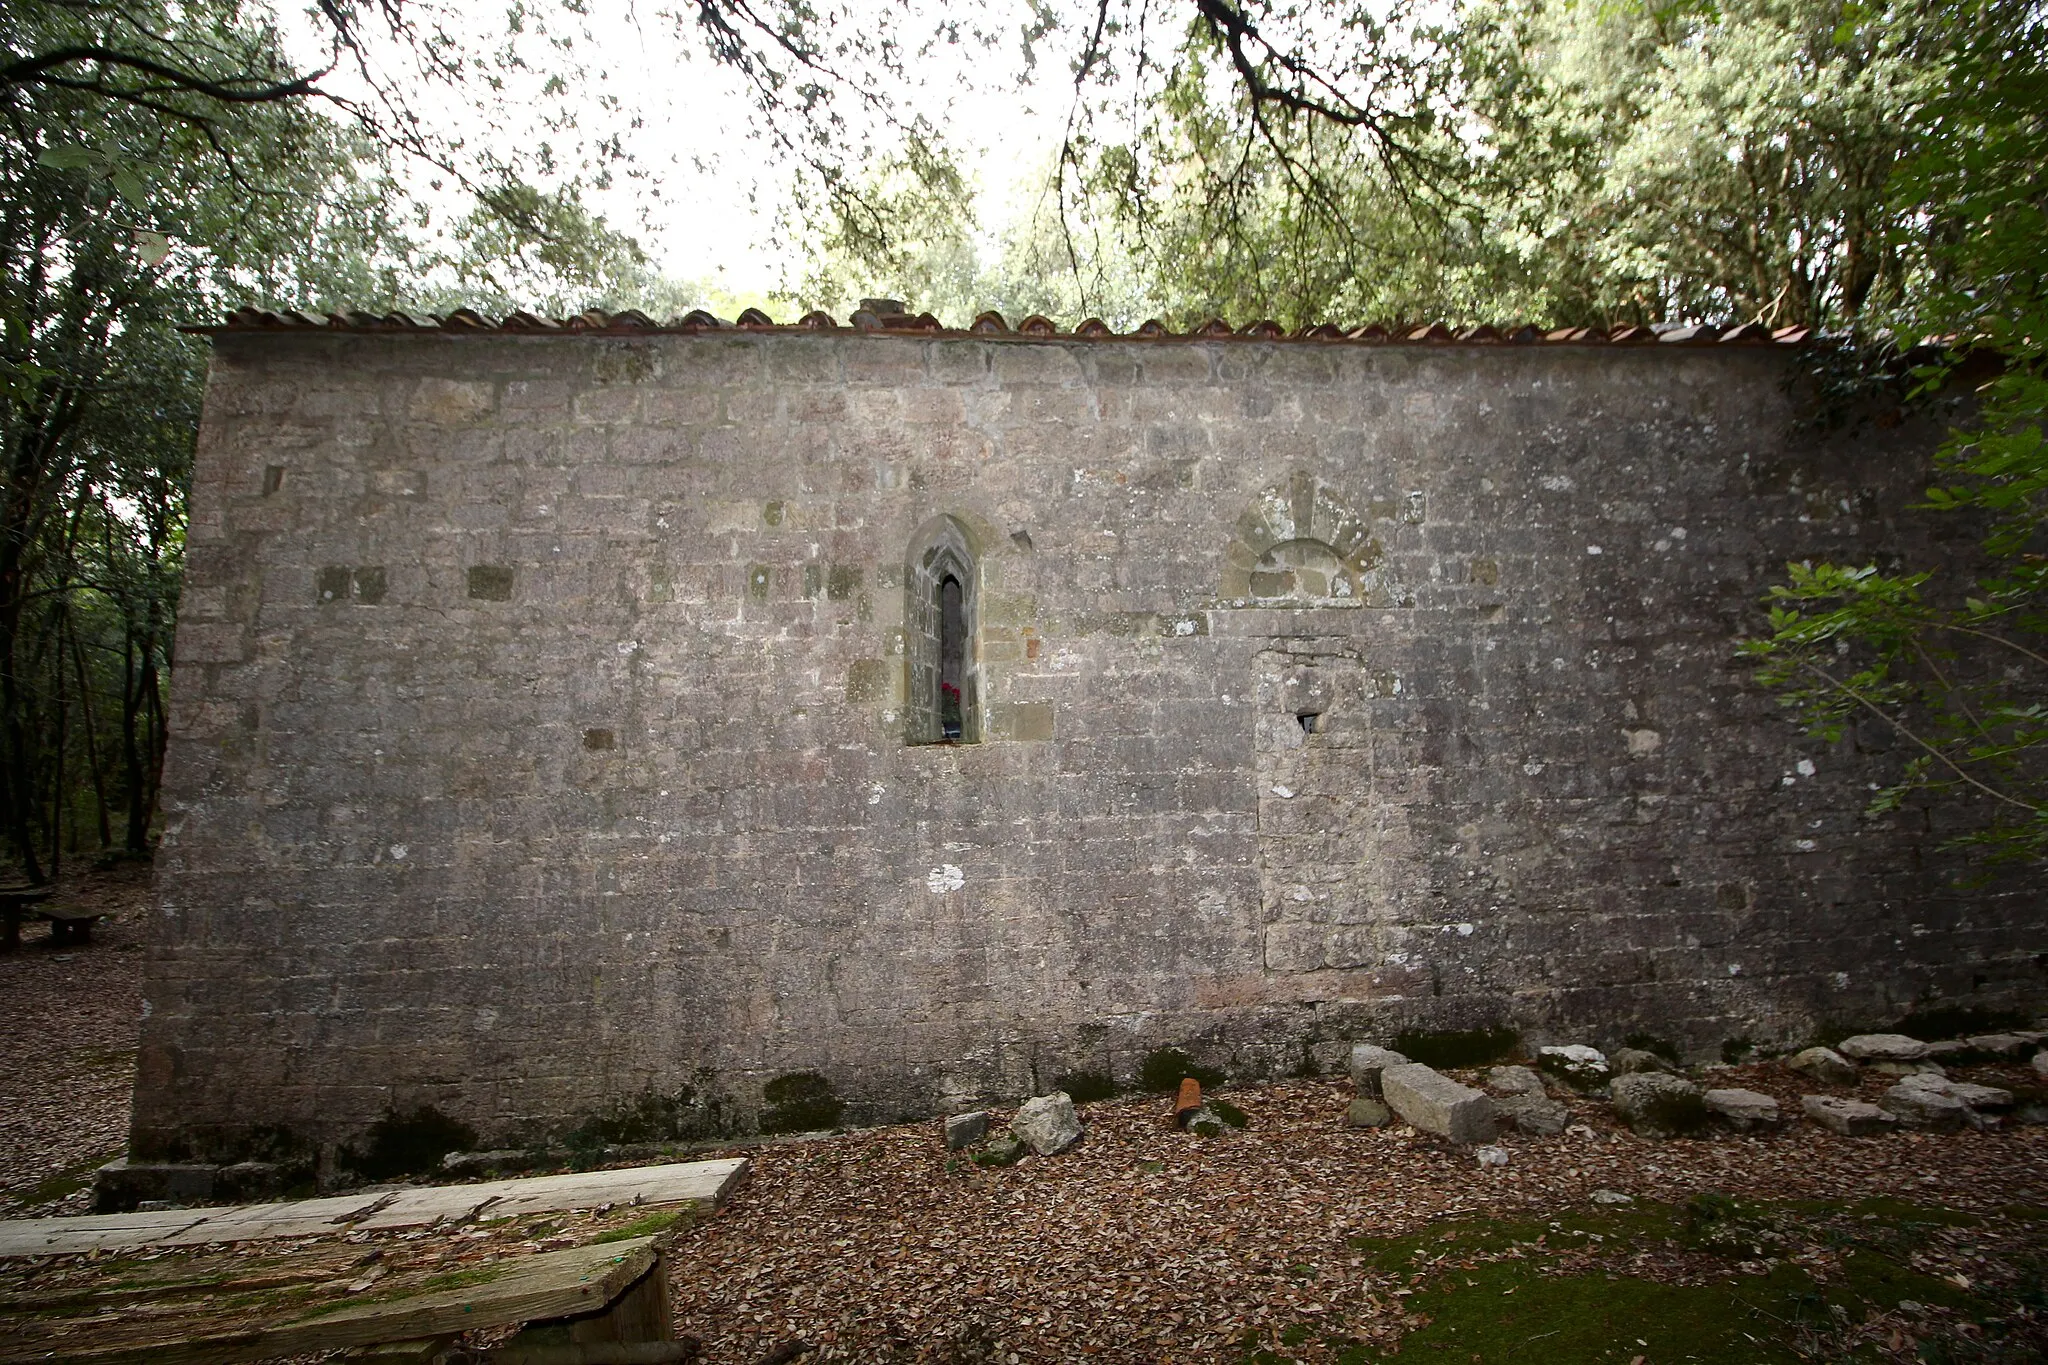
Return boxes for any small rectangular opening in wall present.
[468,565,515,601]
[582,728,615,751]
[262,465,285,496]
[1298,712,1322,734]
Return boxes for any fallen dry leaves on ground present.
[2,909,2043,1364]
[0,863,149,1216]
[666,1075,2048,1364]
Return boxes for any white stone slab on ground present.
[0,1157,748,1258]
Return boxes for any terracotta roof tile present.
[193,307,1816,349]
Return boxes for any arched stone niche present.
[1219,472,1410,607]
[904,514,982,744]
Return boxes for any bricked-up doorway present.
[905,515,981,744]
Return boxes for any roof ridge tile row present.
[208,306,1810,347]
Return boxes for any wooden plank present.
[0,1209,212,1257]
[351,1160,749,1232]
[0,1238,661,1365]
[1,1159,748,1258]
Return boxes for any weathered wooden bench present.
[0,886,53,953]
[36,902,108,945]
[0,1234,696,1365]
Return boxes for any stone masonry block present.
[1382,1063,1499,1145]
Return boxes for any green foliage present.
[1739,2,2048,865]
[1208,1097,1250,1130]
[1624,1032,1682,1064]
[1391,1026,1519,1069]
[759,1071,845,1133]
[1056,1070,1118,1104]
[341,1107,478,1181]
[565,1086,727,1150]
[1892,1004,2029,1041]
[1137,1047,1226,1093]
[972,1135,1027,1167]
[1636,1089,1715,1138]
[0,0,654,880]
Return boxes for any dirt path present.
[0,862,149,1216]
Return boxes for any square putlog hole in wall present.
[582,728,616,751]
[316,567,351,604]
[352,567,387,604]
[467,565,515,601]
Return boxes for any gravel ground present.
[0,862,149,1216]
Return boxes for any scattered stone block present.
[1012,1092,1082,1156]
[1966,1033,2030,1058]
[1609,1047,1676,1076]
[1802,1094,1899,1136]
[1494,1092,1569,1137]
[2034,1052,2048,1078]
[439,1149,532,1177]
[973,1134,1026,1167]
[1786,1046,1858,1086]
[1186,1106,1226,1138]
[93,1159,217,1213]
[1382,1063,1499,1145]
[1485,1065,1546,1097]
[1881,1074,2012,1130]
[1348,1045,1410,1100]
[1474,1145,1510,1168]
[1590,1188,1633,1205]
[1610,1073,1709,1137]
[1872,1060,1945,1077]
[1880,1078,1972,1131]
[1702,1088,1781,1131]
[943,1111,988,1150]
[1538,1045,1611,1091]
[1837,1033,1929,1062]
[1924,1040,1971,1061]
[1346,1096,1392,1129]
[1945,1080,2014,1112]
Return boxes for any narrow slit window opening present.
[939,575,965,740]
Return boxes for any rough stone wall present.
[135,329,2043,1161]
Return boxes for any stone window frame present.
[904,514,982,745]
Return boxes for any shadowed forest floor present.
[0,861,149,1218]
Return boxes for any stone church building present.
[131,304,2041,1164]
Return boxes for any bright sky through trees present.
[274,0,1076,306]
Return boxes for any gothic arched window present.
[905,515,981,744]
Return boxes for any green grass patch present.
[1138,1047,1225,1092]
[760,1071,844,1134]
[1209,1097,1250,1130]
[1056,1070,1118,1104]
[1391,1026,1519,1069]
[1234,1195,2037,1363]
[591,1210,686,1243]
